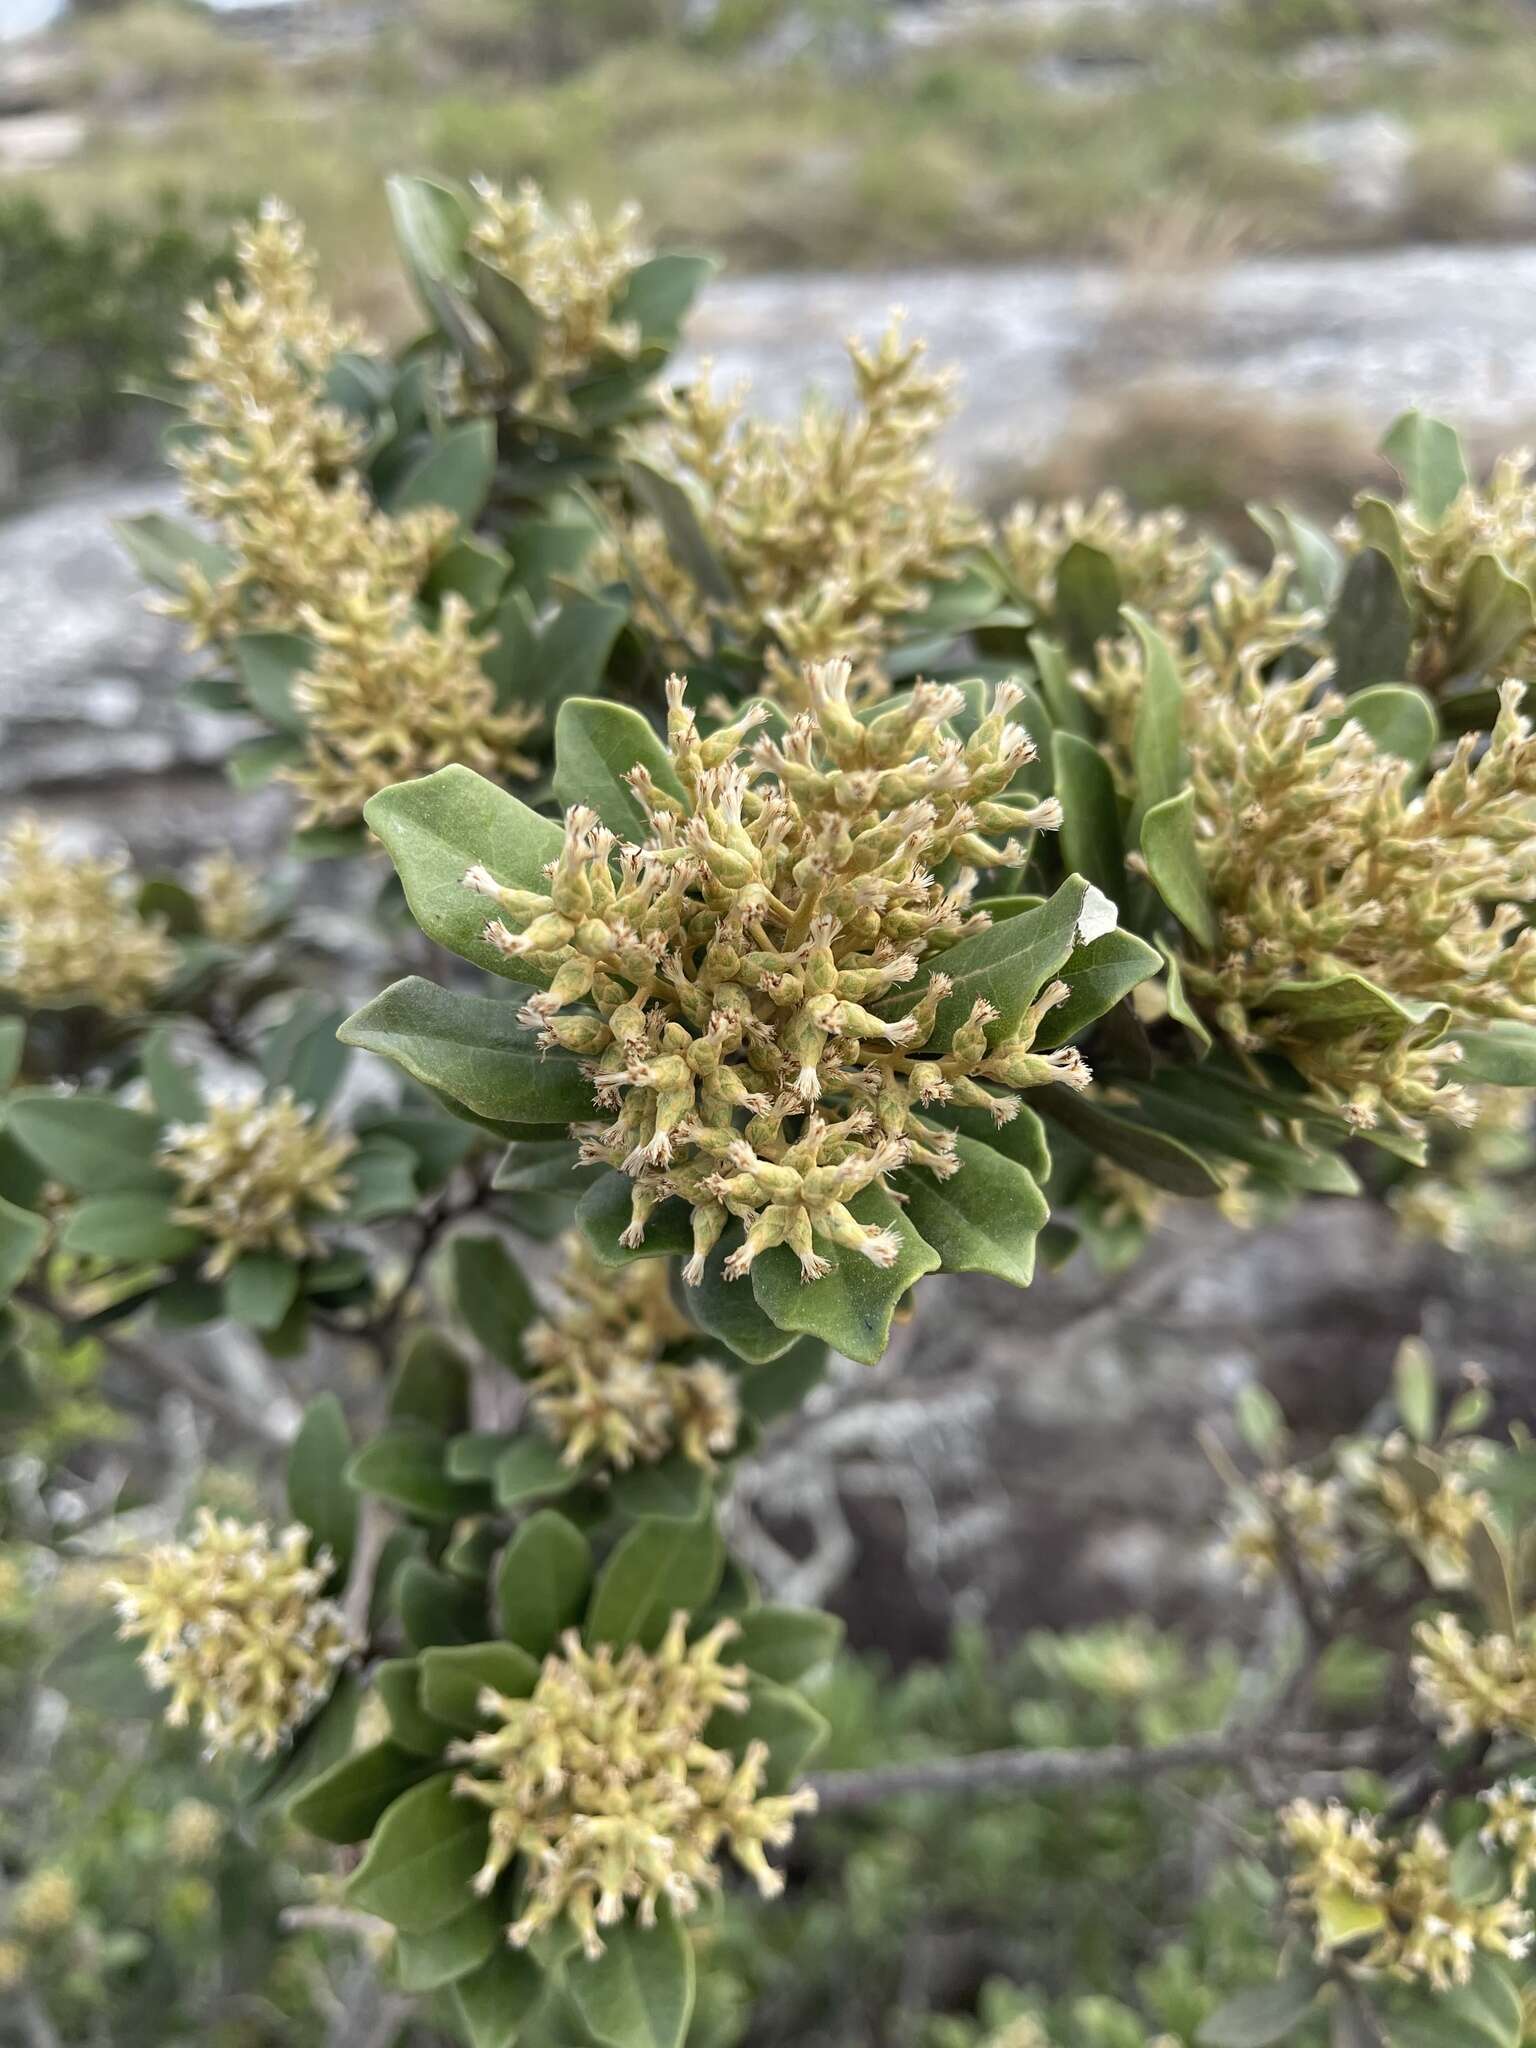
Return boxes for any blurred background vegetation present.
[7,0,1536,505]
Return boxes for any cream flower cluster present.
[109,1511,354,1759]
[0,817,176,1016]
[169,203,537,826]
[158,1088,355,1279]
[1412,1612,1536,1743]
[997,488,1215,633]
[1185,673,1536,1134]
[1343,449,1536,690]
[190,851,266,946]
[607,322,981,702]
[1222,1422,1492,1597]
[527,1237,740,1471]
[1282,1799,1533,1990]
[466,179,651,410]
[452,1614,814,1959]
[1221,1469,1346,1591]
[1483,1780,1536,1893]
[464,664,1081,1283]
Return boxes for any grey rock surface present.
[1275,112,1415,224]
[731,1202,1536,1657]
[0,476,288,862]
[685,241,1536,476]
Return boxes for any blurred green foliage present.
[701,1624,1282,2048]
[0,192,237,490]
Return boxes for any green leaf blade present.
[363,766,565,983]
[749,1186,939,1366]
[338,977,593,1127]
[566,1904,695,2048]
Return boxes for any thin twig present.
[17,1993,63,2048]
[103,1329,294,1448]
[15,1285,292,1448]
[280,1904,392,1941]
[807,1728,1389,1813]
[342,1499,392,1644]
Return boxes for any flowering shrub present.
[6,173,1536,2048]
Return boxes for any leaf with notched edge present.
[750,1186,939,1366]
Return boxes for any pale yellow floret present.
[167,202,538,827]
[1097,564,1536,1133]
[1363,1432,1490,1588]
[108,1510,354,1759]
[1281,1797,1534,1990]
[165,1798,226,1865]
[1483,1778,1536,1893]
[997,488,1216,634]
[157,1088,355,1279]
[466,664,1077,1284]
[526,1236,739,1471]
[0,817,177,1015]
[602,321,981,701]
[1412,1611,1536,1742]
[191,851,265,945]
[1221,1469,1346,1590]
[11,1871,77,1939]
[1342,449,1536,691]
[451,1613,815,1957]
[466,179,651,413]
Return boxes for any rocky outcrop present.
[729,1202,1536,1660]
[0,477,287,861]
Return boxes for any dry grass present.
[18,0,1536,315]
[986,384,1386,558]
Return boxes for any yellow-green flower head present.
[1080,551,1536,1135]
[164,1876,217,1929]
[0,1940,24,1991]
[1366,1434,1490,1588]
[467,179,650,408]
[108,1510,354,1759]
[11,1870,77,1939]
[985,2020,1053,2048]
[608,322,982,702]
[1387,1821,1533,1989]
[1483,1778,1536,1893]
[158,1088,355,1280]
[526,1236,740,1471]
[165,1797,226,1866]
[464,665,1081,1287]
[1280,1799,1532,1989]
[1344,449,1536,690]
[0,816,177,1016]
[190,852,265,946]
[1281,1798,1386,1906]
[168,202,538,828]
[452,1613,815,1960]
[1221,1469,1345,1590]
[997,488,1215,632]
[284,580,539,830]
[1030,1620,1176,1704]
[170,201,424,647]
[1413,1612,1536,1742]
[1182,664,1536,1136]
